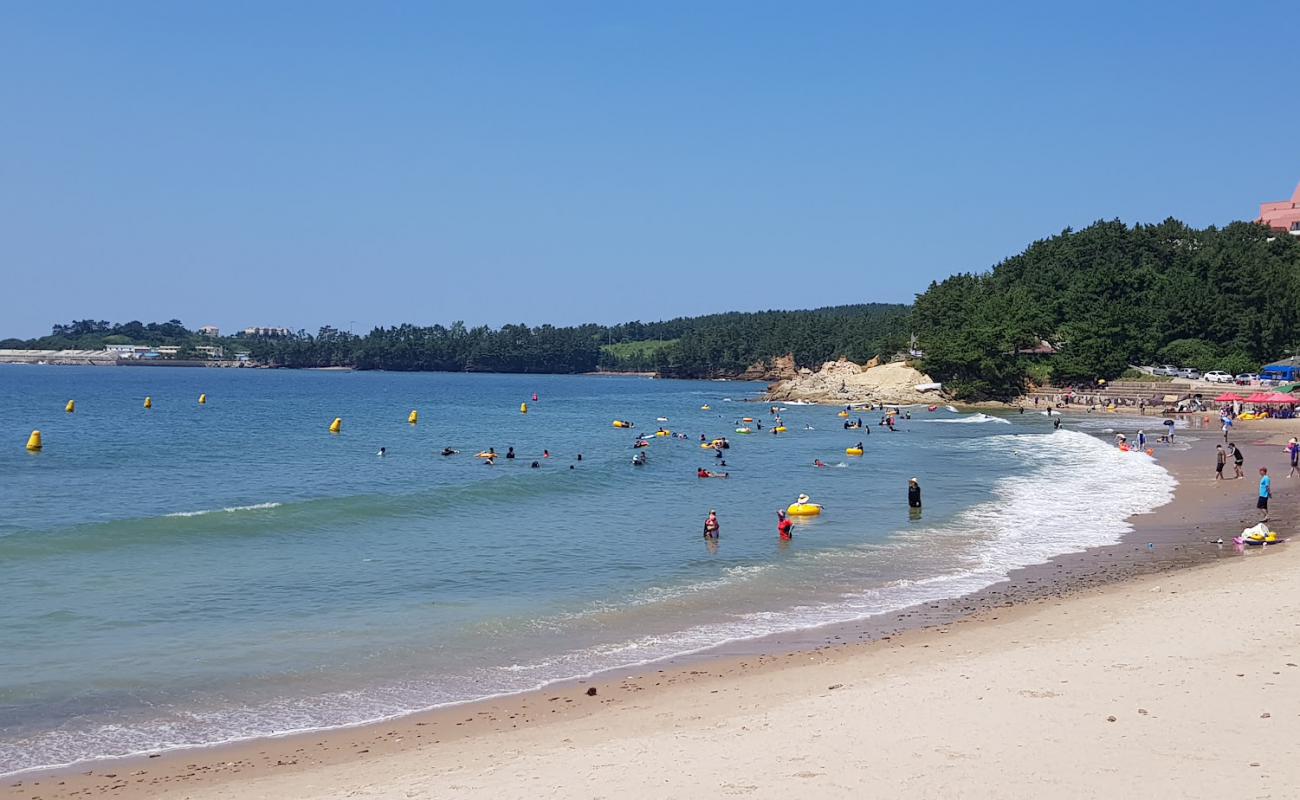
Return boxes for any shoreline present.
[7,418,1294,797]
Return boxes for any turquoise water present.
[0,367,1174,773]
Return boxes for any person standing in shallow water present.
[1215,445,1226,480]
[703,510,720,538]
[908,478,922,509]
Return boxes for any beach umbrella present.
[1265,393,1299,404]
[1245,392,1274,403]
[1214,392,1244,402]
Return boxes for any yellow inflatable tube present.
[786,503,823,517]
[774,426,788,432]
[476,452,497,459]
[845,447,863,456]
[655,430,671,437]
[837,411,849,418]
[613,420,630,428]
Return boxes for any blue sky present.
[2,1,1297,339]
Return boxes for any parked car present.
[1154,364,1179,376]
[1204,370,1234,383]
[1235,373,1260,385]
[1176,368,1202,380]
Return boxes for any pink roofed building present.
[1258,181,1300,235]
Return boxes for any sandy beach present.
[7,419,1299,799]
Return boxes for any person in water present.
[1215,444,1226,480]
[577,453,583,461]
[777,509,793,540]
[530,461,540,468]
[814,459,827,468]
[703,510,720,538]
[855,441,864,451]
[908,478,922,508]
[440,447,459,456]
[1052,417,1062,430]
[543,449,550,458]
[1231,442,1244,479]
[377,447,386,457]
[506,446,515,459]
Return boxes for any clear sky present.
[2,1,1297,339]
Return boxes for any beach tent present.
[1265,393,1299,404]
[1214,392,1245,402]
[1245,392,1275,403]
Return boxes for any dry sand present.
[8,420,1300,800]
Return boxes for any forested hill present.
[913,219,1300,398]
[5,304,911,378]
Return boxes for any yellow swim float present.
[701,405,711,411]
[476,451,497,459]
[845,447,863,456]
[837,411,850,418]
[655,430,671,437]
[774,426,788,433]
[612,420,631,428]
[735,427,752,434]
[786,494,823,516]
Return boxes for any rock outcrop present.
[765,359,942,406]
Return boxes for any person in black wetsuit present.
[908,478,922,509]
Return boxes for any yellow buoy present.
[329,417,342,433]
[144,396,152,409]
[846,447,864,456]
[701,405,711,411]
[198,393,207,405]
[26,430,42,451]
[408,410,419,424]
[520,402,528,414]
[65,400,75,413]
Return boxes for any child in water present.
[777,509,793,540]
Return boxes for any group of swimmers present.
[701,478,923,542]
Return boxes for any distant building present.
[195,345,224,358]
[199,325,221,337]
[156,346,182,356]
[242,326,292,337]
[1259,181,1300,235]
[104,344,152,358]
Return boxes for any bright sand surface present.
[8,420,1300,799]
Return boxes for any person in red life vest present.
[703,510,720,538]
[776,509,793,540]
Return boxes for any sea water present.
[0,367,1174,773]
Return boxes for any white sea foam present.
[927,412,1011,424]
[164,502,282,518]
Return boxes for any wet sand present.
[6,419,1298,799]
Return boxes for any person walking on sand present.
[1222,416,1232,442]
[1215,445,1226,480]
[1258,467,1272,521]
[1231,442,1244,479]
[1288,438,1299,478]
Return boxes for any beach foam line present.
[926,412,1011,424]
[165,502,283,518]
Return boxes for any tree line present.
[913,219,1300,398]
[4,305,911,377]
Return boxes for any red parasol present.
[1214,392,1245,402]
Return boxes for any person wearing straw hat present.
[908,478,922,509]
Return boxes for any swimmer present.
[777,509,793,540]
[543,449,550,458]
[632,452,647,466]
[715,448,723,458]
[813,459,827,468]
[855,441,863,451]
[719,460,727,467]
[440,447,459,456]
[530,461,540,468]
[577,453,583,461]
[703,510,720,538]
[634,439,649,449]
[377,447,386,457]
[908,477,922,509]
[506,446,515,459]
[1053,418,1061,430]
